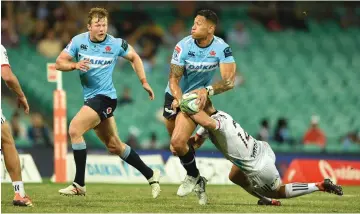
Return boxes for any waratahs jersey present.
[165,35,235,95]
[64,32,129,100]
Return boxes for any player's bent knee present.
[170,137,187,152]
[106,136,122,155]
[69,123,81,140]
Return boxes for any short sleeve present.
[196,127,209,138]
[170,42,186,66]
[219,45,235,64]
[118,38,130,57]
[64,37,78,58]
[1,45,10,66]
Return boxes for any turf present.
[2,182,360,213]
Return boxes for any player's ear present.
[87,24,91,31]
[208,24,215,34]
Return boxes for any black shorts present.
[163,92,179,120]
[84,94,117,121]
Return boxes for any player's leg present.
[274,178,343,199]
[93,117,161,198]
[227,164,280,205]
[1,120,33,207]
[59,97,103,196]
[162,92,177,155]
[171,111,200,196]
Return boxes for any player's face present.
[191,15,212,39]
[88,17,108,42]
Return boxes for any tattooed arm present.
[211,62,236,95]
[169,63,185,102]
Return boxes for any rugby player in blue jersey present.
[55,7,160,198]
[163,9,237,196]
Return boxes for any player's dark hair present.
[196,9,218,25]
[88,7,109,25]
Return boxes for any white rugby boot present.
[59,182,86,196]
[148,169,161,198]
[177,174,200,197]
[194,176,208,205]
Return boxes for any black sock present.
[73,148,87,187]
[121,146,153,180]
[179,146,199,177]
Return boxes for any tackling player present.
[188,100,343,205]
[55,8,160,198]
[1,44,33,207]
[164,9,236,196]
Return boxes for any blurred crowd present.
[2,1,359,151]
[256,115,360,150]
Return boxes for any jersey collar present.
[88,33,108,44]
[194,37,214,49]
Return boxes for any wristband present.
[205,86,214,96]
[140,78,147,84]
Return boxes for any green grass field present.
[2,182,360,213]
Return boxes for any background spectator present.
[27,112,52,147]
[303,115,326,148]
[258,119,270,142]
[118,86,134,107]
[274,118,293,144]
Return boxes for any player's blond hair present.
[88,7,109,25]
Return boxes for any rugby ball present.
[180,93,199,114]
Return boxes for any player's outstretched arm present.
[122,45,154,100]
[55,51,90,72]
[191,111,219,130]
[169,64,184,109]
[1,66,29,114]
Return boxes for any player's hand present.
[171,98,180,111]
[191,88,208,111]
[142,83,155,100]
[75,60,90,72]
[17,96,29,114]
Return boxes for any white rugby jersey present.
[1,45,10,67]
[196,110,264,173]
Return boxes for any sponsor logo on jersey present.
[188,51,195,57]
[223,47,233,58]
[209,50,216,56]
[250,141,258,158]
[121,39,128,51]
[185,60,219,72]
[172,45,182,62]
[80,44,88,51]
[79,54,114,68]
[83,58,113,65]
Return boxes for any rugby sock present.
[12,181,25,197]
[120,144,153,180]
[179,146,199,178]
[285,183,319,198]
[72,142,87,187]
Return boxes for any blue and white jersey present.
[165,35,235,95]
[64,32,129,100]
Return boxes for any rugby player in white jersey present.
[1,44,33,207]
[188,100,343,205]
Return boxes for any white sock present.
[12,181,25,197]
[285,183,319,198]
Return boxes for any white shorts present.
[247,141,281,196]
